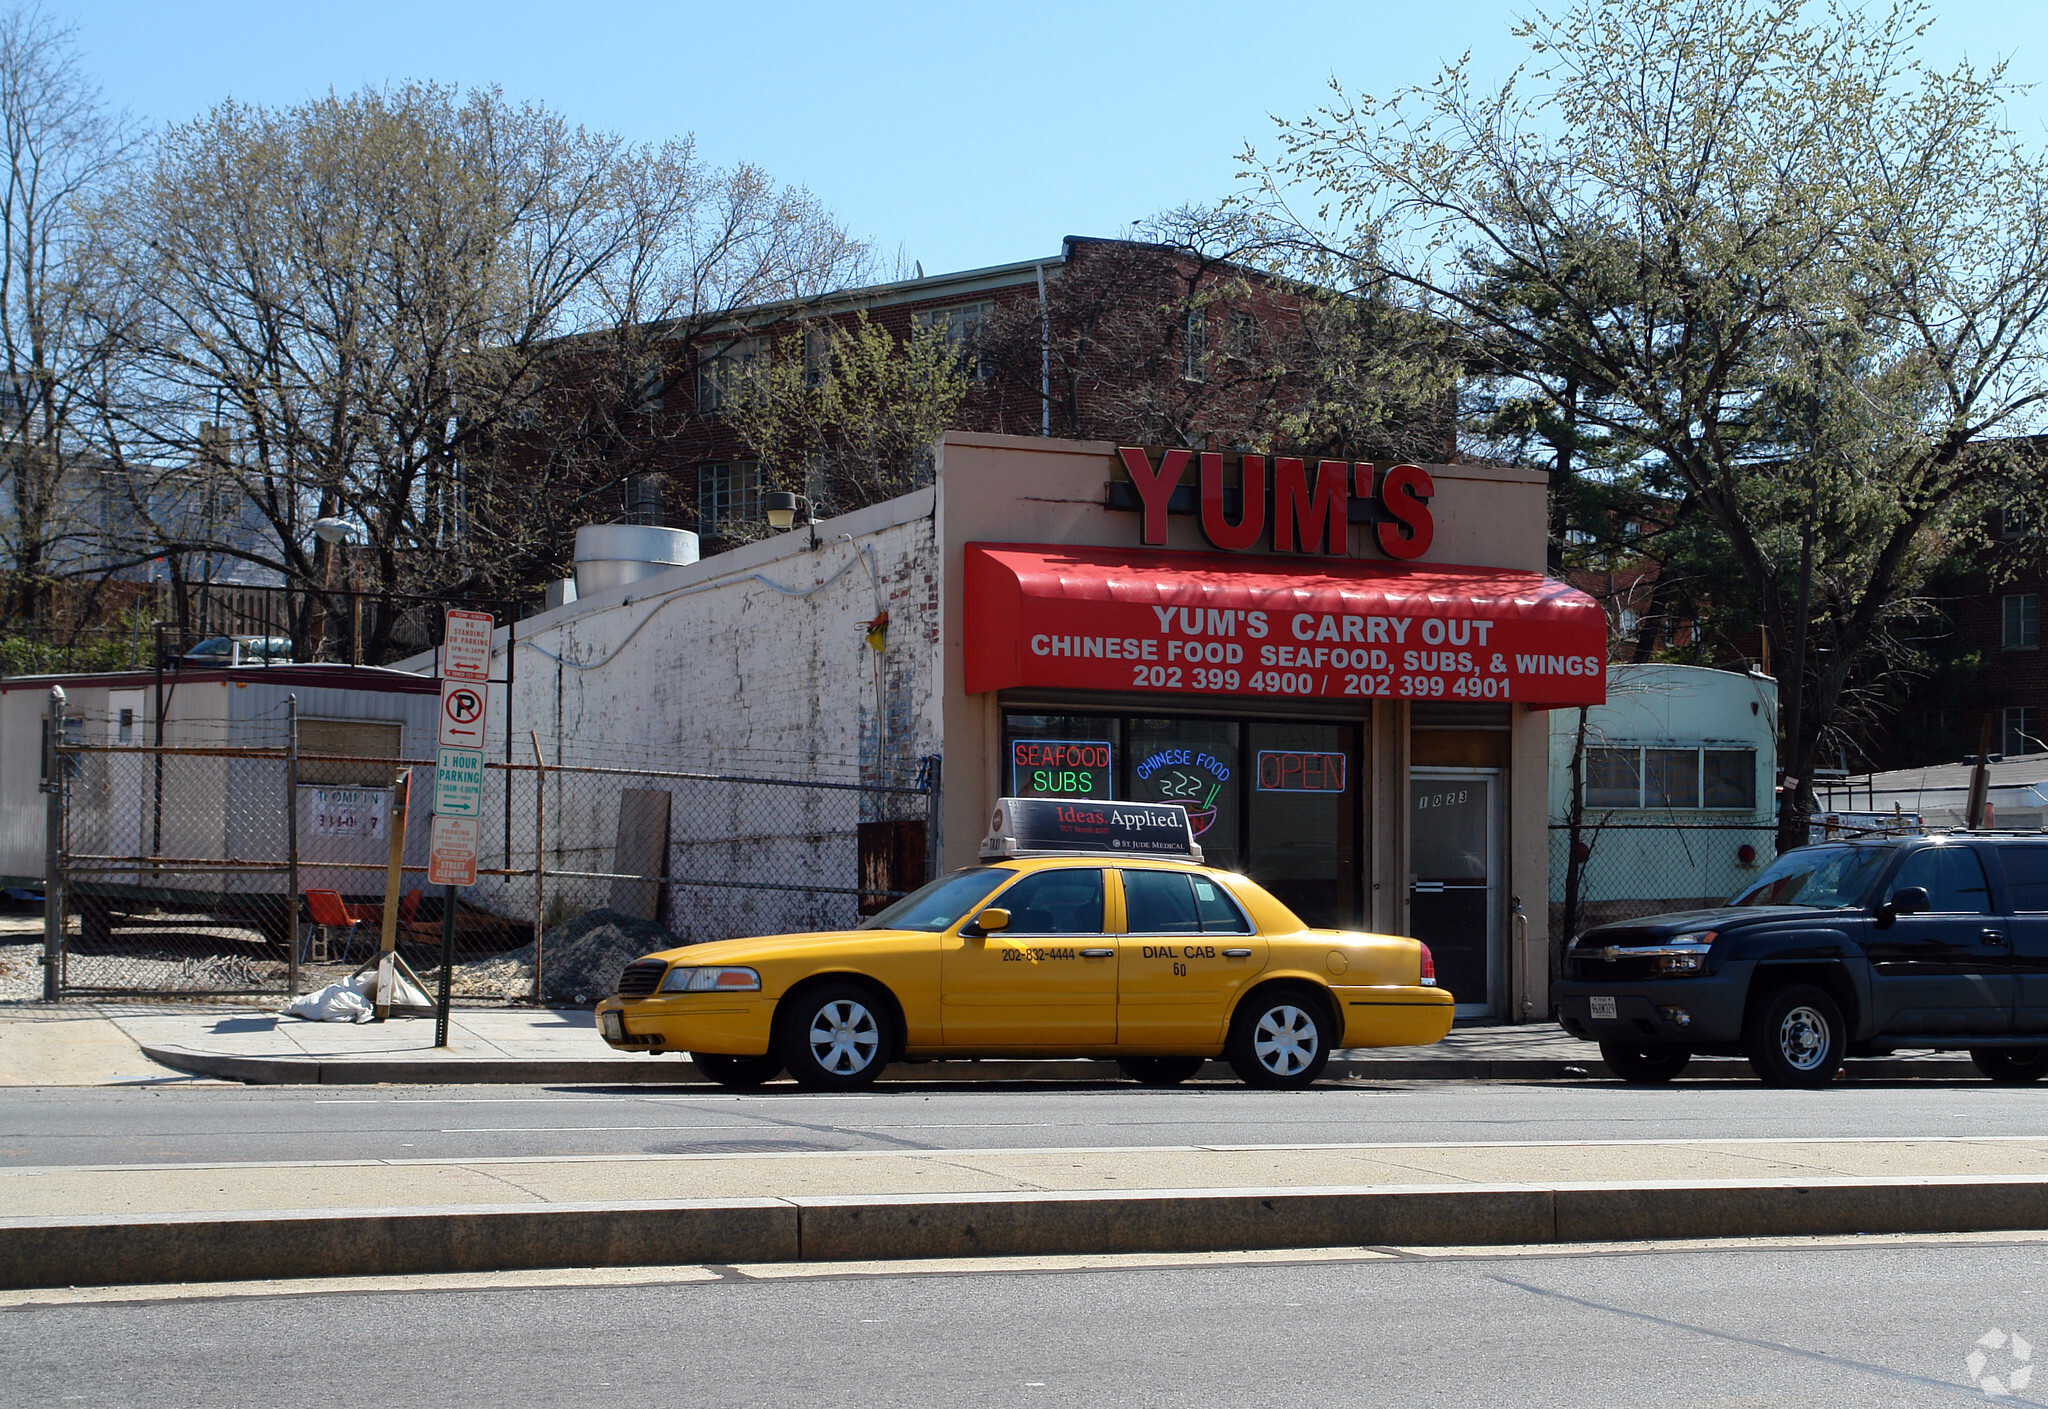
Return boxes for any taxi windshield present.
[859,867,1007,931]
[1729,845,1891,909]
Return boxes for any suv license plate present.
[1589,996,1617,1020]
[600,1011,624,1040]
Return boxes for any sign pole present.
[434,883,456,1047]
[430,607,494,1046]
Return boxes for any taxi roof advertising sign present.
[980,797,1202,862]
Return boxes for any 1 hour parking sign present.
[434,746,484,817]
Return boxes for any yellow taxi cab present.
[595,797,1453,1090]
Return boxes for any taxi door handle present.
[1222,948,1252,958]
[1079,948,1113,958]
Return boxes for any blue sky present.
[65,0,2048,277]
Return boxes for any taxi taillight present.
[1419,944,1436,984]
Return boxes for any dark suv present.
[1553,834,2048,1086]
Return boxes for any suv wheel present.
[778,982,891,1091]
[1744,984,1845,1087]
[1598,1041,1691,1084]
[1971,1048,2048,1084]
[1226,985,1333,1089]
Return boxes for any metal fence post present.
[286,694,300,997]
[41,686,66,1002]
[531,731,546,1006]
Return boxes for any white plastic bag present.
[281,978,375,1023]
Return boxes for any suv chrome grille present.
[615,960,667,998]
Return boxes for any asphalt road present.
[5,1077,2048,1167]
[6,1237,2046,1407]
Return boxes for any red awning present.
[964,543,1607,706]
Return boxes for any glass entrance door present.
[1410,769,1500,1018]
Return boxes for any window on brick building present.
[1181,308,1208,381]
[697,462,763,538]
[624,473,663,527]
[695,339,764,413]
[2002,499,2030,539]
[1230,311,1257,358]
[2008,706,2043,759]
[628,358,665,413]
[2004,593,2040,650]
[802,327,829,388]
[917,302,993,380]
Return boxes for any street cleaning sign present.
[428,815,479,886]
[433,746,484,817]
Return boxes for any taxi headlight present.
[659,965,761,994]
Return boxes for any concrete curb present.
[5,1175,2045,1290]
[138,1044,1976,1087]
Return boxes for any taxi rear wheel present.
[778,982,891,1090]
[691,1053,783,1089]
[1226,985,1333,1089]
[1117,1056,1206,1086]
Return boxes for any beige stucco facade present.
[934,431,1565,1021]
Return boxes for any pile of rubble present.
[450,907,676,1006]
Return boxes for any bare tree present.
[87,83,867,660]
[0,4,135,639]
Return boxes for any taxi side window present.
[1190,876,1253,934]
[1123,870,1201,934]
[994,869,1105,935]
[1890,847,1994,915]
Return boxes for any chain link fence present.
[42,726,936,1002]
[1549,820,1780,957]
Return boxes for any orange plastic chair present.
[303,890,366,963]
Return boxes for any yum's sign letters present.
[1114,448,1435,561]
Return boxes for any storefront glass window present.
[1247,721,1358,928]
[1127,717,1241,869]
[1005,714,1117,799]
[1001,711,1363,930]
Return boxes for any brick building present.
[487,235,1449,588]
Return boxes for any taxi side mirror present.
[969,907,1011,935]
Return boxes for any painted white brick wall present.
[402,491,945,939]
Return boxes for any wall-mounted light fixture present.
[764,491,820,549]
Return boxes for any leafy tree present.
[1254,0,2048,848]
[722,311,970,522]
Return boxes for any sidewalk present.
[8,1135,2048,1289]
[0,998,1981,1086]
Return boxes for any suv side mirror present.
[968,907,1010,935]
[1891,886,1931,916]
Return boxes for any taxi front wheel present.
[1226,985,1333,1089]
[778,981,891,1090]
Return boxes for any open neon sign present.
[1256,750,1346,792]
